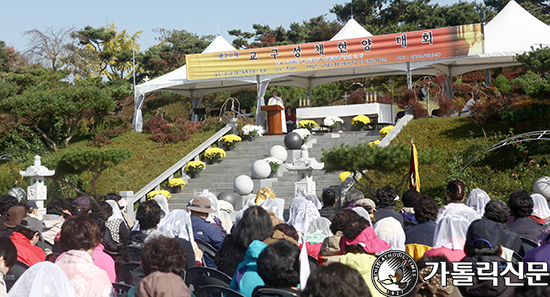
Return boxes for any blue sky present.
[2,0,459,52]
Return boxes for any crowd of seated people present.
[0,178,549,297]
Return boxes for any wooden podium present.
[261,105,284,135]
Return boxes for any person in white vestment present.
[267,89,287,133]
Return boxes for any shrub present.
[144,117,202,145]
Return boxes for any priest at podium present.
[267,89,287,133]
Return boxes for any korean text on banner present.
[186,24,484,80]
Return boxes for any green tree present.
[55,148,132,199]
[321,142,440,195]
[0,80,115,151]
[137,29,213,82]
[71,25,116,78]
[0,41,28,74]
[102,23,143,81]
[331,0,486,35]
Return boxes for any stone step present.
[164,130,381,210]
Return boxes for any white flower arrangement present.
[293,128,311,140]
[263,157,283,172]
[293,128,311,144]
[242,124,263,136]
[218,200,235,214]
[323,116,344,128]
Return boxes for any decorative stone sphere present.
[251,160,271,179]
[217,191,236,207]
[284,132,303,150]
[269,145,288,162]
[8,187,26,202]
[234,175,254,195]
[533,176,550,200]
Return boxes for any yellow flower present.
[368,140,381,147]
[185,160,206,173]
[352,115,371,126]
[298,120,317,129]
[220,134,242,145]
[379,125,394,138]
[204,148,227,160]
[147,190,172,200]
[168,178,186,188]
[339,171,362,182]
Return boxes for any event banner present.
[186,23,484,80]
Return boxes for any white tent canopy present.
[330,19,372,41]
[132,1,550,131]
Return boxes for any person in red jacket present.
[10,217,46,266]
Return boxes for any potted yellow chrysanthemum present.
[298,120,317,131]
[167,178,186,193]
[185,160,206,178]
[204,147,227,164]
[220,134,242,151]
[379,125,394,138]
[352,115,371,130]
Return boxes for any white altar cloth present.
[296,103,395,124]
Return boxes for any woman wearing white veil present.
[465,189,491,216]
[305,194,323,210]
[157,210,194,242]
[373,217,406,251]
[152,194,170,218]
[531,193,550,224]
[260,199,284,221]
[105,200,129,245]
[8,262,75,297]
[352,206,374,226]
[287,197,320,236]
[424,209,478,262]
[306,217,333,244]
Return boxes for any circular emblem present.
[371,250,419,297]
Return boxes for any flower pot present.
[351,125,362,131]
[168,186,182,194]
[268,171,276,178]
[188,172,200,179]
[224,144,235,151]
[247,135,256,142]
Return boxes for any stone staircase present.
[168,130,382,210]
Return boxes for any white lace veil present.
[157,209,194,242]
[531,193,550,219]
[465,189,491,216]
[352,206,373,227]
[433,209,479,250]
[153,194,170,218]
[8,262,75,297]
[287,197,320,235]
[305,194,323,210]
[373,217,406,251]
[305,217,333,243]
[106,200,125,223]
[260,199,284,220]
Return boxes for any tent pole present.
[308,78,312,107]
[406,62,412,90]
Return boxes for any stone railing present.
[121,123,234,220]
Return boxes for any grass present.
[0,129,217,199]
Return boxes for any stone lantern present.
[285,145,324,197]
[20,156,55,216]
